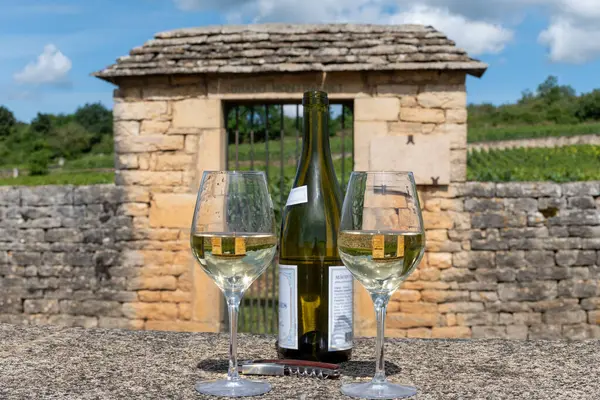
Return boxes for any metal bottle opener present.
[238,359,341,380]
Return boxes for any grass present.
[228,135,352,165]
[63,153,114,170]
[468,122,600,143]
[0,172,114,186]
[468,145,600,182]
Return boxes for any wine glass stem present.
[227,296,241,381]
[372,294,390,384]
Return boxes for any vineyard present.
[467,145,600,182]
[467,123,600,143]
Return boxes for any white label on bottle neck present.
[278,264,298,349]
[328,266,353,351]
[285,186,308,206]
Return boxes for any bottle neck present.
[300,103,333,164]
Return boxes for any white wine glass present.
[338,171,426,399]
[190,171,277,397]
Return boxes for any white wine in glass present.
[338,171,426,399]
[190,171,277,397]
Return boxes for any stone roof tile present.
[93,23,487,81]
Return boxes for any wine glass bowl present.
[190,171,277,397]
[338,171,426,399]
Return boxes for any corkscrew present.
[238,359,341,380]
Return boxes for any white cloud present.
[14,44,72,86]
[172,0,600,62]
[539,17,600,63]
[389,6,513,55]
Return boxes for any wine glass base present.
[341,381,417,399]
[195,378,271,397]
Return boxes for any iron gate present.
[224,100,354,334]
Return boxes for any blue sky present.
[2,0,600,122]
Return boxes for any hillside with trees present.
[0,75,598,185]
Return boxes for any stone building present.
[91,23,486,335]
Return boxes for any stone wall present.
[1,181,598,339]
[382,181,600,340]
[0,184,196,330]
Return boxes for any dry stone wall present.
[2,181,598,340]
[384,181,600,340]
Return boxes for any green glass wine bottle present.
[277,90,353,363]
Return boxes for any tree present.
[48,122,93,159]
[30,113,52,135]
[0,106,16,137]
[576,89,600,121]
[74,103,112,135]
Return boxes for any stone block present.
[505,198,538,212]
[116,154,138,169]
[457,182,496,197]
[582,239,600,249]
[555,250,579,267]
[388,122,435,135]
[23,299,60,314]
[10,251,42,265]
[456,312,497,326]
[562,182,600,196]
[506,325,528,339]
[113,120,140,137]
[386,312,439,329]
[0,187,20,206]
[179,303,192,320]
[439,268,474,282]
[399,107,445,124]
[45,228,84,243]
[428,253,452,269]
[141,120,171,135]
[498,281,557,302]
[445,109,467,124]
[138,291,162,302]
[496,183,561,198]
[512,312,542,325]
[122,302,178,320]
[161,290,191,303]
[355,97,399,121]
[114,101,169,121]
[149,193,196,229]
[568,196,596,209]
[128,276,178,290]
[496,251,525,268]
[538,197,566,210]
[0,293,24,313]
[470,292,498,302]
[588,310,600,324]
[21,186,73,206]
[558,280,599,298]
[471,326,507,339]
[59,300,122,317]
[417,91,466,109]
[149,153,194,171]
[421,290,469,303]
[422,211,453,230]
[464,198,503,212]
[172,98,221,129]
[581,297,600,310]
[528,324,562,339]
[471,212,506,229]
[568,226,600,238]
[438,302,484,313]
[525,251,555,268]
[391,289,421,303]
[529,298,580,312]
[117,171,183,186]
[115,135,184,153]
[543,310,586,325]
[549,210,600,226]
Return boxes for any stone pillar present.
[352,71,470,338]
[112,76,225,332]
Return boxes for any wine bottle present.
[277,90,353,363]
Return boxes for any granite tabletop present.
[0,323,598,400]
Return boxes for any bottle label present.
[328,266,353,351]
[278,264,298,349]
[285,186,308,206]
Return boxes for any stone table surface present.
[1,323,599,400]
